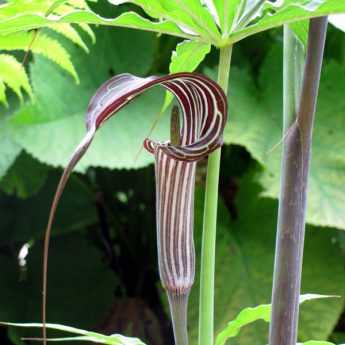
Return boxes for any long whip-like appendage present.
[42,130,95,345]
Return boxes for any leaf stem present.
[198,44,232,345]
[268,18,328,345]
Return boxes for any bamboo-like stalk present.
[268,17,328,345]
[199,45,232,345]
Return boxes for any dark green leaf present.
[0,151,49,198]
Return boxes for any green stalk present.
[268,18,328,345]
[199,45,232,345]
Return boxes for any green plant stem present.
[199,45,232,345]
[268,18,328,345]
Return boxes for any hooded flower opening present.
[41,72,227,345]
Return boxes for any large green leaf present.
[217,46,345,230]
[187,179,345,345]
[8,27,171,171]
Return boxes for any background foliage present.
[0,1,345,345]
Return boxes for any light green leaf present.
[187,181,345,345]
[0,172,97,244]
[227,0,345,45]
[289,20,309,47]
[0,54,33,101]
[0,32,79,83]
[47,22,90,52]
[10,27,168,171]
[162,39,211,111]
[169,40,211,73]
[1,322,145,345]
[77,22,96,43]
[215,294,337,345]
[109,0,221,41]
[0,10,193,40]
[0,78,7,107]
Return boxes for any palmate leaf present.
[215,294,336,345]
[2,0,345,50]
[107,0,221,41]
[0,7,193,40]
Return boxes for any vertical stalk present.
[269,17,328,345]
[199,45,232,345]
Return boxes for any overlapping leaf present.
[3,0,345,49]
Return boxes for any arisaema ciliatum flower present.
[42,72,227,345]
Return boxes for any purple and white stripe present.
[42,72,227,345]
